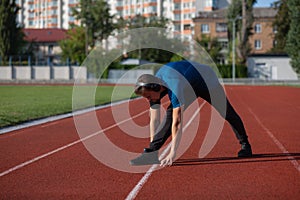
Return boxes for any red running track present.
[0,85,299,199]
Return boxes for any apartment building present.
[15,0,232,38]
[114,0,196,38]
[250,8,277,54]
[15,0,81,29]
[115,0,231,38]
[193,7,278,58]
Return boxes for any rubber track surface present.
[0,85,299,199]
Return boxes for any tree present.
[0,0,25,63]
[227,0,256,64]
[125,15,181,63]
[59,26,86,64]
[285,0,300,73]
[127,14,169,29]
[196,34,222,63]
[72,0,115,53]
[271,0,290,53]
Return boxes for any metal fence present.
[0,55,78,67]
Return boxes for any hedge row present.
[217,64,248,78]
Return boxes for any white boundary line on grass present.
[125,102,206,200]
[248,108,300,173]
[0,98,138,135]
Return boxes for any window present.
[184,24,191,30]
[219,41,228,49]
[205,0,216,8]
[184,14,191,19]
[51,17,57,24]
[50,1,58,6]
[254,40,262,49]
[150,6,157,13]
[254,24,261,33]
[174,3,181,10]
[174,14,181,21]
[117,0,123,6]
[174,25,181,31]
[29,12,35,18]
[216,23,227,32]
[69,16,75,22]
[29,20,34,26]
[205,0,212,7]
[50,9,57,15]
[201,24,209,33]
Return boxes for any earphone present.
[135,82,161,92]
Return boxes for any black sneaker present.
[238,143,252,158]
[130,149,160,166]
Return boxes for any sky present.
[254,0,276,7]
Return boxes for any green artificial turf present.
[0,85,135,128]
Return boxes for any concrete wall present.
[0,67,12,80]
[108,69,154,84]
[53,67,70,80]
[33,66,50,80]
[247,56,298,80]
[0,66,87,81]
[14,66,31,80]
[72,66,87,80]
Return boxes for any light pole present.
[231,16,242,82]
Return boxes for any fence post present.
[48,57,53,80]
[28,56,31,67]
[9,56,12,66]
[29,56,34,80]
[67,58,73,80]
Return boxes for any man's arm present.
[149,106,160,142]
[160,106,183,166]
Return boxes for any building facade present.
[250,8,277,54]
[15,0,232,38]
[193,7,278,61]
[15,0,81,29]
[114,0,231,38]
[23,28,67,65]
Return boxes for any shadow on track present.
[172,153,300,166]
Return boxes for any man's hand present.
[160,106,183,167]
[160,151,176,167]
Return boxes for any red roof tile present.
[23,28,67,43]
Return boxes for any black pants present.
[149,85,249,151]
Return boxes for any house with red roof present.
[23,28,67,65]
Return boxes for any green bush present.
[217,64,247,78]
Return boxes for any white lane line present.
[248,107,300,173]
[41,122,58,128]
[125,102,205,200]
[0,101,149,177]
